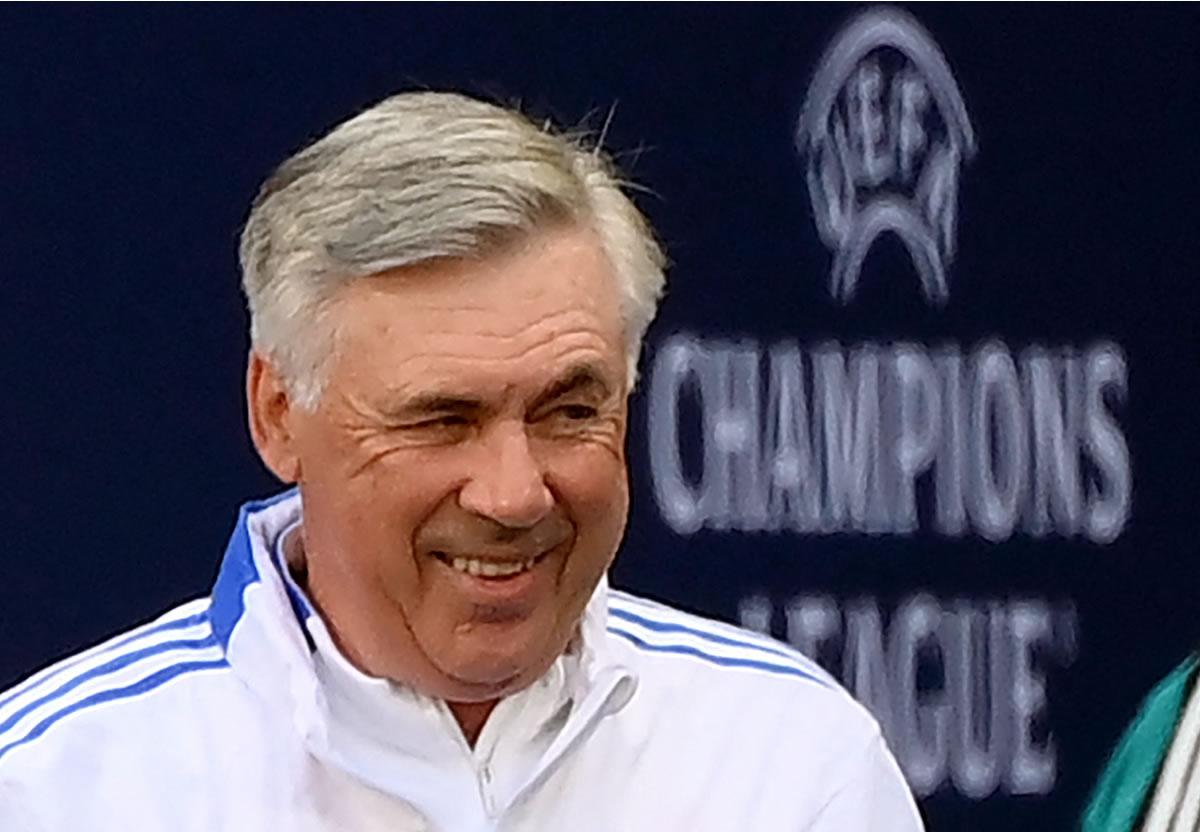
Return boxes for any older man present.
[0,92,922,830]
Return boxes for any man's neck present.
[284,526,504,748]
[448,699,500,747]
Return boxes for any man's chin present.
[413,608,570,698]
[432,645,555,699]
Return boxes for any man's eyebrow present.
[530,364,614,410]
[386,393,485,418]
[379,364,614,418]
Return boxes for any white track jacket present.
[0,492,924,831]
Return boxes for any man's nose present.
[458,425,554,529]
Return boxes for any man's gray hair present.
[239,91,667,410]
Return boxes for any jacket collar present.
[210,491,637,818]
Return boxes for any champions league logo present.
[644,6,1134,803]
[798,7,976,304]
[636,5,1146,804]
[647,7,1131,545]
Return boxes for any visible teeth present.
[448,556,537,577]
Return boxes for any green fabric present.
[1082,654,1199,832]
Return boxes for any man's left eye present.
[555,404,598,421]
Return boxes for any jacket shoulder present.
[605,589,870,724]
[0,597,232,775]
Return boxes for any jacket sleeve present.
[803,732,926,832]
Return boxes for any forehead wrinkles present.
[330,306,623,408]
[337,260,621,338]
[369,330,620,403]
[324,228,626,387]
[344,304,620,359]
[429,304,616,342]
[395,340,616,384]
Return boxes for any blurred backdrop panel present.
[3,6,1199,830]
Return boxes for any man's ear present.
[246,351,303,484]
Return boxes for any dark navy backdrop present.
[4,7,1198,830]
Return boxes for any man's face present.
[283,227,630,703]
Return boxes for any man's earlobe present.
[246,352,302,483]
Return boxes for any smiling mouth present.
[432,551,549,578]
